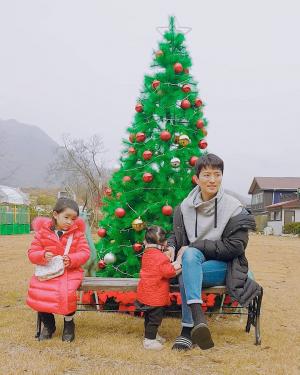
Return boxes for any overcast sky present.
[0,0,299,195]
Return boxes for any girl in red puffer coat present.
[137,225,181,350]
[27,198,90,342]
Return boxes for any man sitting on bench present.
[167,153,262,351]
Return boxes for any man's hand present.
[164,246,175,262]
[172,260,182,275]
[176,246,189,264]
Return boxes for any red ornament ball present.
[182,84,191,93]
[162,205,173,216]
[128,147,136,154]
[97,228,107,238]
[160,131,171,141]
[136,132,146,142]
[195,98,203,107]
[123,176,131,183]
[155,50,164,57]
[104,187,112,196]
[189,156,198,166]
[184,68,189,74]
[135,103,143,112]
[192,175,198,184]
[115,208,126,218]
[174,62,183,73]
[98,260,106,269]
[129,134,135,143]
[133,243,143,252]
[181,99,191,109]
[152,80,160,89]
[199,140,208,149]
[143,173,153,183]
[196,119,205,129]
[143,150,153,160]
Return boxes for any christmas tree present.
[96,16,208,278]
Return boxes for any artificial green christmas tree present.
[96,16,208,278]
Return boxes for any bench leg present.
[35,312,41,339]
[245,288,263,345]
[215,293,226,320]
[94,291,101,312]
[255,288,263,345]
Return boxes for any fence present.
[0,205,30,235]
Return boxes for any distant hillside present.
[0,119,60,188]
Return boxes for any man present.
[167,153,261,351]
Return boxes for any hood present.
[182,185,224,228]
[184,185,224,211]
[32,216,86,233]
[226,208,256,234]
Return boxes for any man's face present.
[194,166,223,199]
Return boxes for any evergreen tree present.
[96,17,208,278]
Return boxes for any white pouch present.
[35,234,73,281]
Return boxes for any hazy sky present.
[0,0,299,195]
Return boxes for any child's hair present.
[53,197,79,216]
[145,225,167,245]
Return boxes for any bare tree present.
[48,134,110,226]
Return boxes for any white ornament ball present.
[171,157,181,168]
[103,252,116,264]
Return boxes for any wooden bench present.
[36,277,263,345]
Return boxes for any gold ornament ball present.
[110,240,116,244]
[132,217,145,232]
[179,134,190,147]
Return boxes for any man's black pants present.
[144,307,165,339]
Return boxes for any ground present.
[0,234,299,375]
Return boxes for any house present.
[265,199,300,235]
[0,185,30,235]
[248,177,300,232]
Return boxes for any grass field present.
[0,234,299,375]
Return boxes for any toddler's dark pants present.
[144,307,165,339]
[39,311,75,326]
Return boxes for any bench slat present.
[79,277,226,294]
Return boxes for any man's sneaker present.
[156,334,166,344]
[143,338,163,350]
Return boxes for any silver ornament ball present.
[103,252,116,264]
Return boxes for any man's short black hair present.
[195,153,224,176]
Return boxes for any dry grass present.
[0,234,299,375]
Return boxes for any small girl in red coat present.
[27,198,90,342]
[137,225,181,350]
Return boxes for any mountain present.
[0,119,60,188]
[225,189,251,207]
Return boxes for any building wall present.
[294,209,300,222]
[264,191,273,207]
[267,220,283,235]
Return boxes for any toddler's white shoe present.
[156,334,166,344]
[143,338,163,350]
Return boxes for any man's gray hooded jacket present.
[167,187,262,307]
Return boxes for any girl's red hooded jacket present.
[137,247,176,307]
[26,217,90,315]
